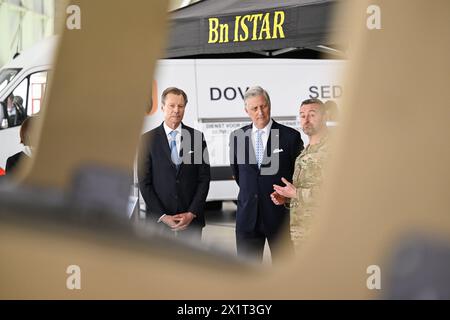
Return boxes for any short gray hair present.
[244,86,271,109]
[161,87,188,106]
[300,98,326,114]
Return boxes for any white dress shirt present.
[159,122,182,223]
[163,122,182,155]
[251,119,272,153]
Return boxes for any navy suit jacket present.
[138,122,210,228]
[230,120,303,235]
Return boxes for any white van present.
[0,36,57,173]
[0,36,345,204]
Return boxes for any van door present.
[0,69,49,172]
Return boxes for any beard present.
[302,125,316,136]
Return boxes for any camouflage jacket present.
[289,133,330,247]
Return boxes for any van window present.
[0,68,21,95]
[27,72,48,115]
[0,78,27,129]
[0,70,48,130]
[12,77,29,108]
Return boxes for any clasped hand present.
[161,212,196,231]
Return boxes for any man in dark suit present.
[138,87,210,241]
[230,86,304,262]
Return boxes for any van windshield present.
[0,68,21,96]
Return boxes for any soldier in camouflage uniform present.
[271,98,330,250]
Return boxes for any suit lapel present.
[157,123,177,171]
[178,123,190,176]
[262,120,279,167]
[242,125,258,170]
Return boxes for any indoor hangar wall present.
[1,0,200,67]
[0,0,55,67]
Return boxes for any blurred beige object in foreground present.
[1,0,450,299]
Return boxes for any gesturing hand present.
[273,177,297,199]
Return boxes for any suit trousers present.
[236,206,293,263]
